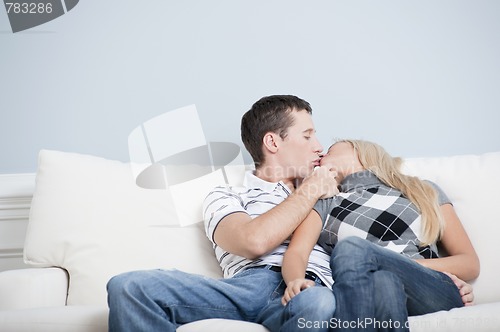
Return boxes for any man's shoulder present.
[204,170,277,205]
[204,184,251,205]
[208,184,249,196]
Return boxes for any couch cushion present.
[402,152,500,304]
[178,318,269,332]
[408,302,500,332]
[0,268,68,310]
[24,150,224,305]
[0,305,108,332]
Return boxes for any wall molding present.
[0,173,35,271]
[0,248,23,259]
[0,173,36,198]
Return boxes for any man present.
[107,95,339,331]
[107,95,473,331]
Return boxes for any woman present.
[281,139,479,331]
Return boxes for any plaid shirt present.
[314,170,450,259]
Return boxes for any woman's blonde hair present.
[337,139,444,246]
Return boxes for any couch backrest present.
[24,150,500,306]
[25,150,224,305]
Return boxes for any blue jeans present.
[107,267,336,332]
[330,237,464,332]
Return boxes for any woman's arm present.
[281,210,323,305]
[417,203,480,281]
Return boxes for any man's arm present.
[213,167,338,259]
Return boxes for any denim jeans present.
[107,267,336,332]
[330,236,464,332]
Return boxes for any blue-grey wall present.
[1,0,499,173]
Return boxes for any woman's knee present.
[331,236,375,264]
[334,236,372,255]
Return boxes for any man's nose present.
[314,138,323,153]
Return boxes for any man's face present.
[277,110,323,179]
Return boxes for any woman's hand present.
[281,278,315,306]
[443,272,475,306]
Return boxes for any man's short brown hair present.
[241,95,312,167]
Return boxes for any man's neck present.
[254,166,301,192]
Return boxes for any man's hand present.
[300,166,339,199]
[281,278,315,306]
[444,272,475,306]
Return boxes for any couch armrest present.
[0,267,69,310]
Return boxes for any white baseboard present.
[0,173,35,272]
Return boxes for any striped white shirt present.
[203,171,333,288]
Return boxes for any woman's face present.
[320,142,363,182]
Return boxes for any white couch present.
[0,149,499,332]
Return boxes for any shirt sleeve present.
[425,181,452,205]
[202,185,247,245]
[313,197,336,228]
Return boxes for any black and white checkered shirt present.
[314,170,450,259]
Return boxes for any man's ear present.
[263,132,279,154]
